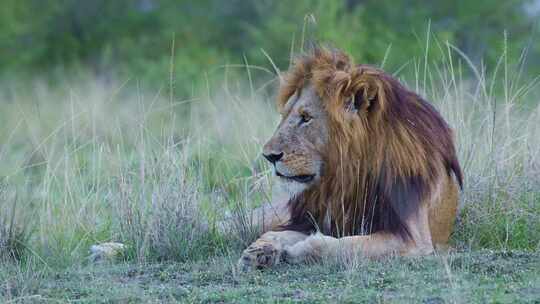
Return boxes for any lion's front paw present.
[237,240,282,272]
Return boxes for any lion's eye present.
[299,113,312,125]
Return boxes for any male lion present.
[238,47,463,271]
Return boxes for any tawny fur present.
[277,47,462,240]
[238,47,462,270]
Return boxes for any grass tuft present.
[0,186,33,262]
[112,142,223,262]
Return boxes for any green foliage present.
[456,192,540,251]
[1,0,538,96]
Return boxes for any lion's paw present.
[237,240,282,272]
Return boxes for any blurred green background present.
[1,0,539,96]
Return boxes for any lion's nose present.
[263,152,284,164]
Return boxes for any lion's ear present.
[346,75,383,114]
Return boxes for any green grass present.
[2,251,539,303]
[1,41,539,302]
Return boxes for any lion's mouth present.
[275,171,315,183]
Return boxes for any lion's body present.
[428,175,459,247]
[258,172,458,247]
[239,47,462,271]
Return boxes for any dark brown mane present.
[277,47,463,240]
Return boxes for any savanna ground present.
[1,36,540,302]
[3,252,540,303]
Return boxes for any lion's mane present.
[277,47,463,240]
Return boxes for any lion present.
[238,47,463,271]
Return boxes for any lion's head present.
[263,47,463,239]
[262,82,329,195]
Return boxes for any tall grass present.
[0,187,33,262]
[0,41,538,274]
[112,141,222,263]
[0,71,278,268]
[429,41,540,250]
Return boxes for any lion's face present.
[263,84,329,197]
